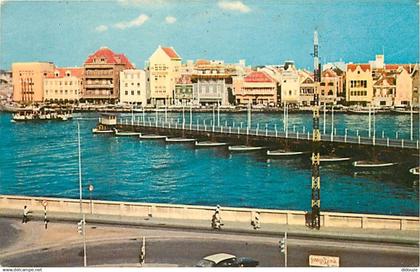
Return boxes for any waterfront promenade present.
[0,195,418,267]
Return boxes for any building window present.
[125,91,128,95]
[131,91,134,95]
[137,91,140,95]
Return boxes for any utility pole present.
[247,101,251,129]
[280,232,288,267]
[77,122,87,267]
[310,30,321,230]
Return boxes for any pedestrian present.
[22,205,29,224]
[251,211,260,230]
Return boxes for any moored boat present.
[352,161,397,168]
[114,129,141,136]
[228,145,265,152]
[165,138,196,143]
[92,128,114,134]
[139,134,167,139]
[267,150,306,156]
[195,141,227,147]
[319,156,351,162]
[409,167,419,175]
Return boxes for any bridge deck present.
[116,117,419,150]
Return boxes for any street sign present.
[42,200,48,207]
[88,184,94,192]
[309,255,339,267]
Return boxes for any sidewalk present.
[1,208,418,245]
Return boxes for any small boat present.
[352,161,397,168]
[409,167,419,175]
[267,150,306,156]
[92,128,114,134]
[114,129,141,136]
[319,156,351,162]
[165,138,196,143]
[228,145,265,152]
[139,134,167,140]
[392,108,419,114]
[195,141,227,147]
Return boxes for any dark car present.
[195,253,259,267]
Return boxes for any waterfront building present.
[148,46,182,106]
[372,73,395,107]
[191,59,233,106]
[119,69,148,106]
[319,68,342,105]
[174,74,194,106]
[83,47,133,104]
[394,66,413,107]
[298,70,314,106]
[43,67,83,103]
[12,62,55,104]
[233,71,277,106]
[0,70,13,101]
[279,61,300,105]
[345,63,373,105]
[412,65,420,107]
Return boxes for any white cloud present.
[114,14,149,30]
[218,1,251,13]
[95,25,108,32]
[165,16,176,24]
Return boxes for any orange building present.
[12,62,55,104]
[83,47,133,104]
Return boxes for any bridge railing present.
[117,117,419,150]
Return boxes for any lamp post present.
[88,184,94,214]
[77,122,87,267]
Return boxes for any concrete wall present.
[1,195,418,231]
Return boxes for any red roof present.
[385,64,399,70]
[84,47,133,68]
[46,67,83,79]
[244,71,275,83]
[195,59,211,65]
[162,47,180,59]
[176,74,192,84]
[322,69,337,78]
[347,64,371,72]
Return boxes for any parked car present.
[195,253,259,267]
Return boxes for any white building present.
[119,69,148,106]
[280,61,300,105]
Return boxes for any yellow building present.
[345,64,373,105]
[43,67,83,103]
[12,62,55,104]
[148,46,181,106]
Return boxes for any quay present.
[0,195,418,244]
[97,114,419,166]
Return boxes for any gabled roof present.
[176,74,192,84]
[374,74,396,86]
[322,68,337,78]
[347,64,371,72]
[244,71,275,83]
[162,47,181,59]
[84,47,133,68]
[46,67,83,79]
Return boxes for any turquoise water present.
[0,112,418,216]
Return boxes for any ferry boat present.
[165,138,196,143]
[228,145,265,152]
[12,107,73,122]
[409,167,419,175]
[319,156,351,162]
[267,150,306,156]
[195,141,227,147]
[114,129,141,136]
[352,161,397,168]
[139,134,167,140]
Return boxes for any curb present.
[1,211,418,246]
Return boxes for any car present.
[195,253,259,267]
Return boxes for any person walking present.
[22,205,29,224]
[251,211,260,230]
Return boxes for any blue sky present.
[0,0,419,70]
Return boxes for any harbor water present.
[0,112,418,216]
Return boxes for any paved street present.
[0,218,418,267]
